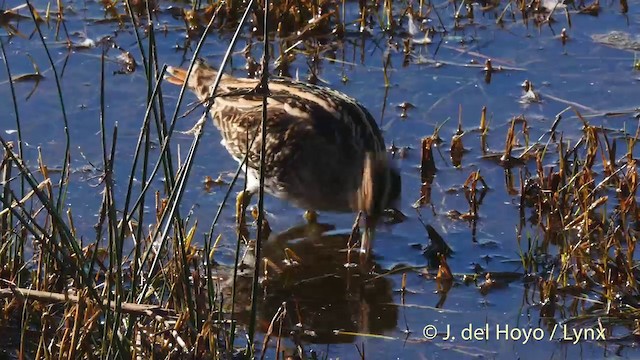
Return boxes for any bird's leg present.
[303,210,327,237]
[236,190,253,239]
[303,210,318,224]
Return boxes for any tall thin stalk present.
[135,0,250,301]
[0,38,25,285]
[248,0,271,352]
[25,0,71,213]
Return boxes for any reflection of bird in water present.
[217,226,397,345]
[165,59,401,257]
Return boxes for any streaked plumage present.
[165,59,400,257]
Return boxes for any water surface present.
[1,0,640,358]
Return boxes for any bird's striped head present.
[356,153,402,220]
[357,153,401,259]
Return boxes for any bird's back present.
[168,60,396,213]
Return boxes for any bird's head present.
[356,153,402,220]
[356,154,401,259]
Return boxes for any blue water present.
[1,0,639,358]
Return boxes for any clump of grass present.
[417,101,638,342]
[516,109,640,337]
[0,2,282,359]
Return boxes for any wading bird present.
[165,59,400,259]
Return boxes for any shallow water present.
[1,0,640,358]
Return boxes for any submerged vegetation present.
[1,0,639,358]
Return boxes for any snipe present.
[165,59,401,258]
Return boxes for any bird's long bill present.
[164,66,188,86]
[360,215,378,262]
